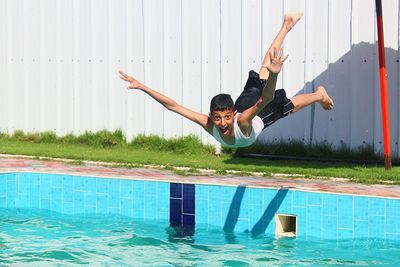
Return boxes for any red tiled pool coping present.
[1,156,399,199]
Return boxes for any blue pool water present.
[1,208,400,266]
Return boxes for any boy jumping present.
[119,13,334,148]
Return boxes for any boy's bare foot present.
[284,13,303,31]
[316,86,334,110]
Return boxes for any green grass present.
[1,130,399,185]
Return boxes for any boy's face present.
[209,109,237,136]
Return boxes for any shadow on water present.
[221,186,290,239]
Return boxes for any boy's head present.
[209,94,237,136]
[210,93,235,112]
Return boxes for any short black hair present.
[210,93,235,112]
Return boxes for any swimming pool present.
[2,208,400,266]
[1,172,400,265]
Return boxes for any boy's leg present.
[259,13,303,80]
[290,85,334,112]
[235,71,263,112]
[237,13,303,113]
[257,86,334,129]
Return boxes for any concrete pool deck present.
[1,155,399,199]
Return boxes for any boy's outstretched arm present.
[119,70,212,133]
[237,48,288,133]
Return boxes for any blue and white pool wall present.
[1,172,400,240]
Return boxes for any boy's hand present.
[265,47,288,74]
[118,70,143,89]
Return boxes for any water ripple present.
[0,208,399,266]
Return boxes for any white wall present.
[0,0,399,156]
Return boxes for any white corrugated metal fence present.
[0,0,399,155]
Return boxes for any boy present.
[119,13,333,148]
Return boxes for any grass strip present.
[0,131,400,185]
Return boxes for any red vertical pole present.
[375,0,392,170]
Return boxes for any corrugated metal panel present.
[307,0,329,145]
[221,0,242,100]
[327,0,352,148]
[181,0,202,137]
[0,0,399,156]
[126,0,145,139]
[397,0,400,158]
[143,0,164,137]
[381,0,399,156]
[201,0,221,147]
[41,0,55,133]
[0,0,5,134]
[163,0,183,139]
[351,0,375,150]
[57,0,74,135]
[73,0,91,134]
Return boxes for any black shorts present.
[235,70,294,129]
